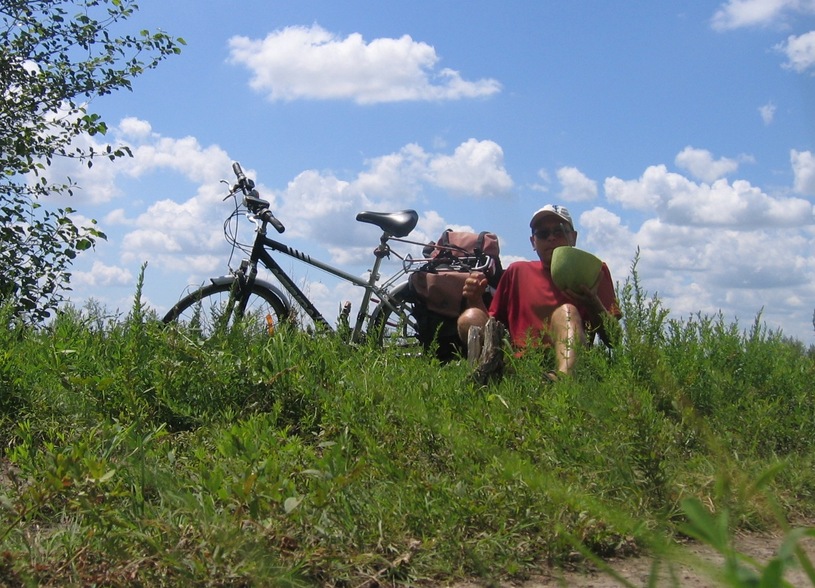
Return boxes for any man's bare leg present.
[550,303,587,377]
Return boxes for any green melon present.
[550,246,603,292]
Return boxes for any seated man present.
[457,204,621,383]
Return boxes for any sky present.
[50,0,815,343]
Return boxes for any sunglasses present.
[533,225,571,240]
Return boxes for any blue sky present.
[53,0,815,343]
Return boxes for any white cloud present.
[71,261,134,289]
[355,144,429,202]
[428,139,513,197]
[675,146,741,183]
[759,101,777,124]
[275,169,364,251]
[557,167,598,202]
[792,149,815,194]
[604,163,812,227]
[227,24,501,104]
[38,126,123,205]
[113,180,238,288]
[103,208,133,226]
[119,117,153,138]
[711,0,815,30]
[591,151,815,341]
[776,30,815,72]
[604,165,669,211]
[594,215,815,341]
[127,136,231,184]
[269,139,513,261]
[576,208,633,280]
[41,117,231,206]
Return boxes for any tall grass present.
[1,263,813,586]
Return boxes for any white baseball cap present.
[530,204,574,230]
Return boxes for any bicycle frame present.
[235,220,409,342]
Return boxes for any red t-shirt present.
[489,259,620,349]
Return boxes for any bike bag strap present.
[356,209,419,238]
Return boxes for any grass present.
[1,263,814,586]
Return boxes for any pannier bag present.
[409,229,503,319]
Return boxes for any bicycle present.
[162,162,491,354]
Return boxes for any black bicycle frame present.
[242,228,400,341]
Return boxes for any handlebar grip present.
[261,210,285,233]
[232,162,246,182]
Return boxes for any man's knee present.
[552,303,581,325]
[457,308,489,342]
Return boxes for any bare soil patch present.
[454,528,815,587]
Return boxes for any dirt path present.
[454,530,815,587]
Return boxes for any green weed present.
[0,266,813,586]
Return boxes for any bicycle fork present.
[224,260,271,333]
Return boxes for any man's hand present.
[462,271,489,308]
[564,284,604,317]
[564,284,621,347]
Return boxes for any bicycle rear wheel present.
[163,281,289,338]
[367,283,421,352]
[369,282,465,360]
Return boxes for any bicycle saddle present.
[356,209,419,238]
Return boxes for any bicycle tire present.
[367,283,421,351]
[162,281,289,338]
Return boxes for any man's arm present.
[584,288,622,347]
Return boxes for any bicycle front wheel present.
[163,281,289,338]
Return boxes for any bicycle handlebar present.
[231,161,285,233]
[232,161,246,184]
[262,209,285,233]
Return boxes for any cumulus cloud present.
[557,167,598,202]
[604,163,812,227]
[590,211,815,341]
[119,192,226,283]
[41,117,232,206]
[675,146,741,183]
[119,116,153,138]
[227,24,501,104]
[792,149,815,194]
[711,0,815,30]
[776,30,815,72]
[71,261,134,289]
[428,139,513,196]
[269,139,513,259]
[85,127,245,280]
[576,208,634,278]
[355,143,429,202]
